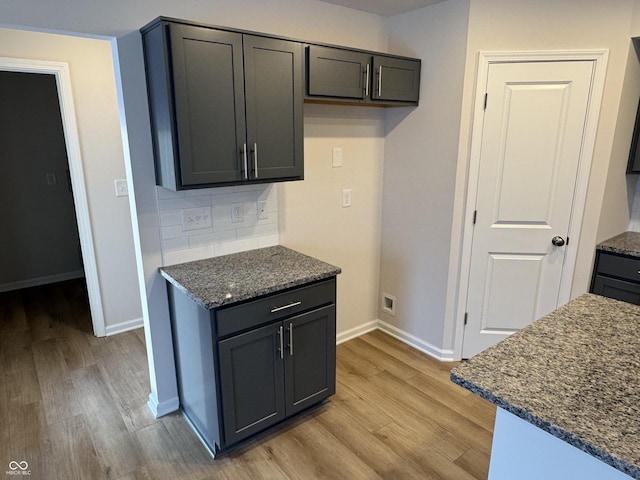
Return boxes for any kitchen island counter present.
[452,293,640,479]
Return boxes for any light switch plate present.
[342,188,352,208]
[114,179,129,197]
[332,147,343,168]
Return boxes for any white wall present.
[379,0,471,357]
[602,42,640,236]
[279,104,385,340]
[0,27,142,331]
[623,1,640,232]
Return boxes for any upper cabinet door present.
[371,56,421,103]
[307,45,370,100]
[169,23,247,186]
[243,36,304,182]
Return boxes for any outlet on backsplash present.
[257,201,268,220]
[231,203,244,223]
[158,184,279,266]
[182,207,212,231]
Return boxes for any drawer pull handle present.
[270,301,301,313]
[278,325,284,360]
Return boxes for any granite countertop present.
[598,231,640,257]
[159,245,341,309]
[451,293,640,479]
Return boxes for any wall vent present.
[381,292,396,317]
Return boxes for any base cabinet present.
[590,250,640,305]
[219,304,335,445]
[168,277,337,455]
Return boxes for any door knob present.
[551,236,566,247]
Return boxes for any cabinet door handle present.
[364,63,370,97]
[289,323,294,356]
[278,325,284,360]
[253,142,258,179]
[377,65,383,97]
[270,301,301,313]
[242,143,248,180]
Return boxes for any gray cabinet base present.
[167,277,337,455]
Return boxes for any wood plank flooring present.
[0,279,495,479]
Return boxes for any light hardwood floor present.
[0,280,495,480]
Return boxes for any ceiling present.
[316,0,445,16]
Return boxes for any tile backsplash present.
[157,184,278,266]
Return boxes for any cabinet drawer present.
[592,275,640,305]
[215,278,336,338]
[596,252,640,283]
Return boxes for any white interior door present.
[461,59,596,358]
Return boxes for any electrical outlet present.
[182,207,212,231]
[342,188,352,208]
[231,203,244,223]
[257,201,268,220]
[114,179,129,197]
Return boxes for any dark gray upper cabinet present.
[308,46,371,100]
[168,24,246,186]
[244,36,304,182]
[141,19,304,190]
[371,55,421,103]
[306,45,421,106]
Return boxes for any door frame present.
[0,56,106,336]
[453,50,609,359]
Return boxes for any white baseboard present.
[148,392,180,418]
[338,319,455,362]
[376,319,455,361]
[0,270,85,293]
[105,317,144,336]
[336,320,378,345]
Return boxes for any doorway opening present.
[0,72,84,289]
[0,57,105,336]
